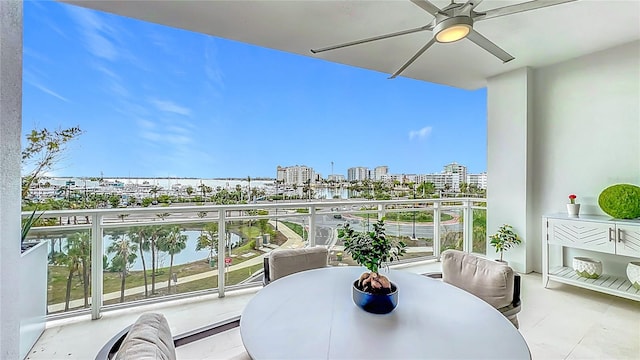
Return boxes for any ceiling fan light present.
[433,16,474,43]
[436,25,471,43]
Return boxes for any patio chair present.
[263,247,328,285]
[97,312,243,360]
[426,249,521,328]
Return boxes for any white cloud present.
[66,5,120,61]
[204,38,225,89]
[149,99,192,116]
[26,80,70,103]
[409,126,433,140]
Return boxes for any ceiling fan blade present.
[410,0,444,17]
[474,0,577,21]
[388,38,437,79]
[311,24,433,54]
[466,30,515,63]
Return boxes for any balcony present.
[24,198,485,319]
[28,258,640,359]
[21,200,640,359]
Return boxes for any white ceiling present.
[65,0,640,89]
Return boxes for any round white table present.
[240,267,530,359]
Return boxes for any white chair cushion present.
[268,247,328,282]
[441,249,514,310]
[115,313,176,360]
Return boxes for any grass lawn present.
[48,223,289,308]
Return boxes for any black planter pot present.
[352,280,398,314]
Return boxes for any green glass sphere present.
[598,184,640,219]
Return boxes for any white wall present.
[0,1,23,358]
[488,40,640,274]
[529,40,640,273]
[487,68,533,273]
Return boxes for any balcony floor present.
[27,261,640,360]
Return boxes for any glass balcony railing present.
[22,198,487,320]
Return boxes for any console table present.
[542,214,640,301]
[240,267,530,359]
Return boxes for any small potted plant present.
[337,219,406,314]
[489,224,521,264]
[567,194,580,217]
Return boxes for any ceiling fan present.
[310,0,577,79]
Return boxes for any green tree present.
[186,186,194,198]
[107,231,138,302]
[21,126,83,199]
[197,223,219,262]
[417,182,436,196]
[146,226,169,294]
[150,186,160,200]
[157,226,187,293]
[67,231,91,308]
[108,195,120,208]
[128,227,151,297]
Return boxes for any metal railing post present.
[308,206,316,247]
[218,209,226,298]
[433,202,441,260]
[378,204,385,221]
[91,213,103,320]
[463,200,472,253]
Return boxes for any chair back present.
[441,249,514,310]
[264,247,328,284]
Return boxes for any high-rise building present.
[374,166,388,180]
[467,172,488,189]
[443,162,467,181]
[328,174,345,182]
[276,165,315,185]
[347,167,369,181]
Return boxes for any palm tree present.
[157,226,187,293]
[247,176,251,202]
[107,231,138,302]
[67,231,91,308]
[197,223,219,263]
[128,227,151,297]
[459,182,469,195]
[147,225,168,294]
[62,243,81,311]
[150,185,160,201]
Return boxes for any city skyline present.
[22,1,487,179]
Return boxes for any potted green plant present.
[21,208,42,252]
[489,224,522,263]
[337,219,406,314]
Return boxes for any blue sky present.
[22,1,487,179]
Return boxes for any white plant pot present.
[626,262,640,290]
[566,203,581,217]
[20,241,48,359]
[572,257,602,279]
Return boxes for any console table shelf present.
[548,266,640,301]
[542,214,640,302]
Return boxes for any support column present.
[0,1,23,358]
[487,67,533,273]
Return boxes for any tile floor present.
[27,261,640,360]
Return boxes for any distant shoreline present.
[49,176,277,181]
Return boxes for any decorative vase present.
[626,262,640,290]
[566,203,581,217]
[352,280,398,314]
[572,257,602,279]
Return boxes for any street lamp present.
[412,187,416,239]
[275,180,279,231]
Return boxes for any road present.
[281,213,462,247]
